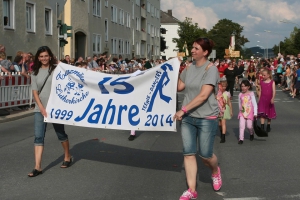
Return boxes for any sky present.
[161,0,300,49]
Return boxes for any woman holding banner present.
[174,38,222,200]
[28,46,72,177]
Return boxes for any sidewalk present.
[0,108,34,123]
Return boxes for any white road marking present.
[282,194,300,198]
[216,192,226,196]
[224,198,265,200]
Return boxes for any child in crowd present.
[217,79,233,143]
[238,80,257,144]
[258,68,277,132]
[128,130,136,141]
[255,67,264,98]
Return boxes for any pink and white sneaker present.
[211,166,222,191]
[179,188,198,200]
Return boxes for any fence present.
[0,73,33,109]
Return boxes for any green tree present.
[172,17,207,56]
[207,19,249,59]
[273,27,300,56]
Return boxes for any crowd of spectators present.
[0,44,170,81]
[0,44,33,79]
[59,52,167,74]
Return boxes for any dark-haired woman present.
[224,61,236,98]
[28,46,72,177]
[174,38,222,200]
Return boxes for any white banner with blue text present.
[45,58,180,131]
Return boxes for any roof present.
[160,10,181,24]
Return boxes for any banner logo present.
[55,70,89,104]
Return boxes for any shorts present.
[181,115,218,159]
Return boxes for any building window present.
[136,42,140,55]
[136,17,140,31]
[151,25,154,37]
[26,2,35,32]
[126,41,130,54]
[93,34,101,54]
[105,19,108,41]
[132,2,134,19]
[105,0,108,7]
[151,5,154,17]
[45,8,52,35]
[119,39,123,54]
[111,39,114,54]
[93,0,101,17]
[3,0,14,28]
[111,5,117,23]
[132,29,134,44]
[114,38,117,54]
[135,0,140,6]
[97,35,101,52]
[147,2,150,13]
[111,38,117,54]
[126,12,131,27]
[119,9,124,25]
[147,23,150,34]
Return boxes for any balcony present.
[141,31,147,41]
[141,8,146,18]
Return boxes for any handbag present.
[38,73,51,95]
[253,119,268,137]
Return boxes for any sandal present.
[60,156,73,168]
[28,169,43,177]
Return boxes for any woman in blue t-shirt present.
[291,64,300,98]
[276,61,283,86]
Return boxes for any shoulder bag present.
[38,73,51,95]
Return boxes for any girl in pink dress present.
[257,68,276,132]
[238,80,257,144]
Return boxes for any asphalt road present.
[0,88,300,200]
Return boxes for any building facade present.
[0,0,161,61]
[160,10,180,60]
[0,0,66,59]
[62,0,161,60]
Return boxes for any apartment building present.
[0,0,161,61]
[62,0,161,60]
[160,9,180,60]
[0,0,66,59]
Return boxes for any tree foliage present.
[207,19,249,58]
[172,17,207,55]
[172,18,249,59]
[272,26,300,56]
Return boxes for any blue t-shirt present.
[296,69,300,82]
[277,64,283,73]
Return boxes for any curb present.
[0,110,34,123]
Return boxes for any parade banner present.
[45,58,180,131]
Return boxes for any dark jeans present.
[226,80,235,97]
[34,112,68,146]
[277,73,282,85]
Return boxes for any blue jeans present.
[34,112,68,146]
[181,116,218,159]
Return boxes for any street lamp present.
[279,20,300,27]
[264,30,282,55]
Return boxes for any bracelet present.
[181,106,187,114]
